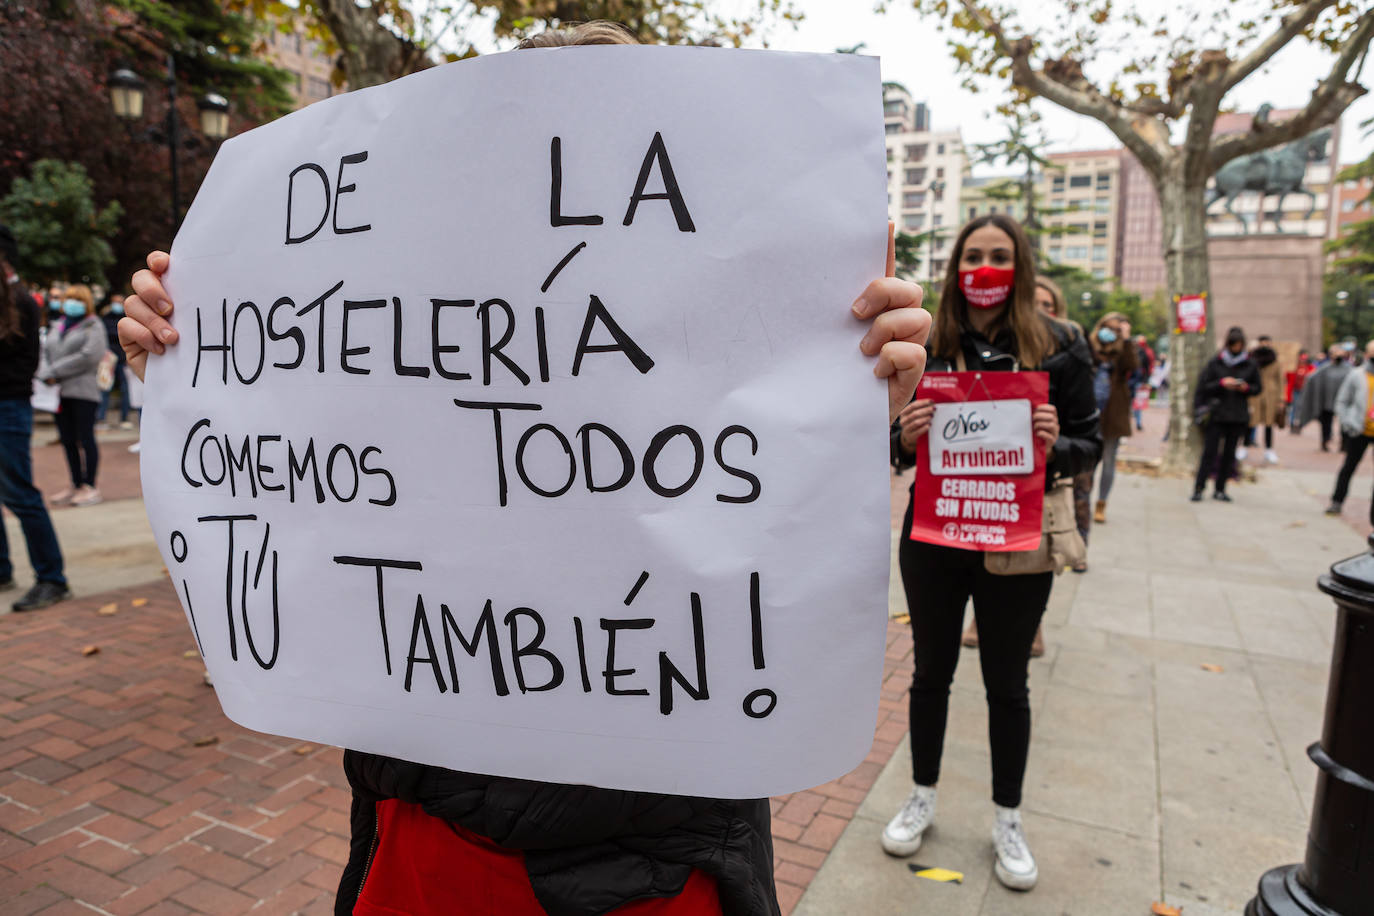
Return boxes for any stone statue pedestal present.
[1206,234,1325,349]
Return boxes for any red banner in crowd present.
[909,371,1049,552]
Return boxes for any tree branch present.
[1209,6,1374,170]
[955,0,1172,176]
[1222,0,1335,93]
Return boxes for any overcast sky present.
[762,1,1374,174]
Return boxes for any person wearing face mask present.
[1087,313,1137,525]
[887,214,1100,891]
[1191,327,1261,502]
[1241,334,1283,465]
[97,293,132,430]
[1324,339,1374,520]
[42,284,108,507]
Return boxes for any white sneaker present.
[1265,449,1279,465]
[128,441,141,454]
[1236,446,1248,461]
[881,785,936,856]
[992,805,1038,890]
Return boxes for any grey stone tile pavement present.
[801,466,1359,916]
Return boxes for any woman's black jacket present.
[1194,352,1262,426]
[890,316,1103,486]
[336,750,779,916]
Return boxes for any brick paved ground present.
[30,421,144,510]
[0,577,914,915]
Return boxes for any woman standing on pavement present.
[43,283,107,507]
[1088,312,1137,524]
[0,224,70,612]
[887,214,1101,890]
[1191,326,1260,502]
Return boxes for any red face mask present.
[958,266,1015,310]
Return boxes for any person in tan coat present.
[1244,335,1284,465]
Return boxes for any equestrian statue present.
[1207,109,1332,234]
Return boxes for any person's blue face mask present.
[1097,327,1117,344]
[62,299,86,318]
[111,303,124,316]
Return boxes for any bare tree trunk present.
[1160,165,1215,473]
[313,0,425,89]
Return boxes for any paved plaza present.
[1,406,1368,914]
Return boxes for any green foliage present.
[110,0,294,119]
[892,229,931,279]
[0,160,123,287]
[1328,117,1374,280]
[1322,280,1374,347]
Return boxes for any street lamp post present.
[109,55,230,231]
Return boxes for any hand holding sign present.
[1032,403,1060,453]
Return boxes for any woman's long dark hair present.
[929,214,1052,368]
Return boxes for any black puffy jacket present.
[1194,352,1262,426]
[890,316,1103,484]
[336,750,779,916]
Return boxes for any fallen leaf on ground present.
[1285,521,1306,529]
[97,603,118,616]
[1200,664,1224,673]
[81,645,100,656]
[131,598,149,607]
[893,614,910,624]
[192,735,219,747]
[294,745,314,755]
[1151,903,1182,916]
[182,649,199,658]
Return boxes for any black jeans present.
[1331,434,1374,526]
[55,397,99,488]
[1195,421,1246,494]
[899,506,1052,808]
[1320,411,1335,448]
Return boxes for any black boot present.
[12,581,72,612]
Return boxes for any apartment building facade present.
[261,25,341,109]
[883,84,966,282]
[1036,149,1123,284]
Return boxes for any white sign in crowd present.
[144,47,890,798]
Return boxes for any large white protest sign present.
[143,46,889,798]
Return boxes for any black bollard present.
[1245,535,1374,915]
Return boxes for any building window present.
[308,76,330,99]
[1069,222,1090,235]
[295,33,303,53]
[1093,221,1109,238]
[906,168,926,185]
[904,215,925,230]
[934,237,945,252]
[1052,175,1065,191]
[1065,199,1085,211]
[1069,175,1092,188]
[933,214,943,226]
[1064,246,1088,259]
[936,167,945,180]
[1096,173,1111,190]
[967,206,977,221]
[1049,246,1062,259]
[1094,198,1111,213]
[1092,246,1107,262]
[903,192,925,208]
[885,123,900,135]
[906,144,927,160]
[931,258,945,275]
[1343,199,1357,212]
[937,143,945,155]
[989,206,997,215]
[1092,268,1107,279]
